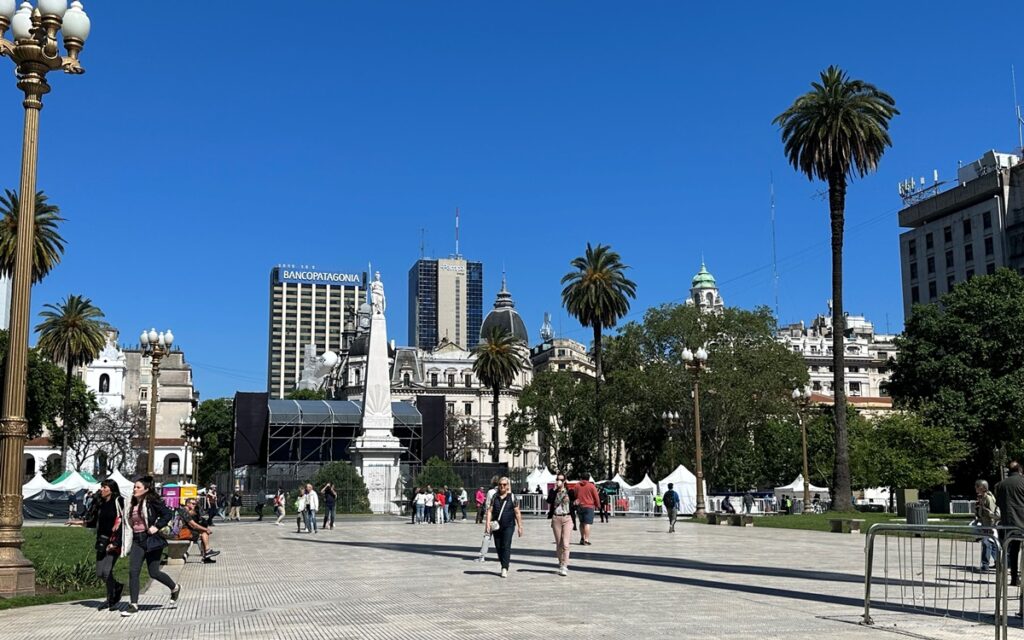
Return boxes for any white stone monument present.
[350,272,406,513]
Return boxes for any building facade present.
[267,265,365,398]
[777,305,897,399]
[408,257,483,351]
[899,150,1024,318]
[530,337,596,377]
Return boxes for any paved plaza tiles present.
[0,515,1017,639]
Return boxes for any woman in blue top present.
[485,476,523,578]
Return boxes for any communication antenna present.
[770,173,780,320]
[455,207,460,257]
[419,228,426,260]
[1014,65,1024,154]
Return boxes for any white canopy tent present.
[51,470,96,493]
[774,474,828,500]
[631,473,657,492]
[107,470,134,498]
[525,467,556,493]
[22,472,57,498]
[610,473,631,489]
[658,464,706,515]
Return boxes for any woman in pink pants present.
[546,472,574,577]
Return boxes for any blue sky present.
[2,2,1022,399]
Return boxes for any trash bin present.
[906,501,929,525]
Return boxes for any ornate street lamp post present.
[0,0,91,598]
[180,415,196,480]
[792,387,814,514]
[663,346,709,518]
[140,329,173,475]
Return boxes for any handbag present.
[490,495,510,532]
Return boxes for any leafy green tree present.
[35,294,108,468]
[472,326,527,463]
[286,388,326,400]
[862,413,965,501]
[0,188,66,284]
[412,457,465,494]
[193,398,234,485]
[774,66,899,510]
[311,462,371,514]
[46,378,97,468]
[886,268,1024,488]
[508,371,600,476]
[561,242,637,477]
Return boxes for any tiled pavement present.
[1,516,1020,639]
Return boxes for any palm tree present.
[0,189,67,284]
[473,326,526,463]
[561,242,637,478]
[36,295,108,469]
[774,65,898,511]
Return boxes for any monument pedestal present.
[351,436,405,515]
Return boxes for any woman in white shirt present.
[424,487,435,524]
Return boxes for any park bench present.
[164,540,192,565]
[728,514,754,527]
[828,518,865,534]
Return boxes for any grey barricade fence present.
[863,523,1009,640]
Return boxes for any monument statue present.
[371,271,386,315]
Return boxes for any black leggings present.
[95,552,120,602]
[128,540,176,603]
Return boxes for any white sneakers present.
[500,568,508,579]
[558,565,568,577]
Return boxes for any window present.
[963,219,972,239]
[967,269,975,279]
[403,373,411,386]
[464,402,472,416]
[431,373,438,387]
[987,262,996,275]
[99,374,110,393]
[448,374,455,388]
[811,365,819,372]
[812,381,822,391]
[928,281,937,300]
[926,256,935,274]
[910,263,918,280]
[464,374,472,388]
[984,210,992,229]
[965,244,974,262]
[943,226,952,243]
[985,236,994,256]
[945,249,954,270]
[140,387,148,401]
[925,233,934,250]
[355,369,361,386]
[849,381,861,394]
[447,402,455,415]
[908,239,917,258]
[848,366,861,373]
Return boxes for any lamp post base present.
[693,507,706,519]
[0,554,35,597]
[802,506,815,515]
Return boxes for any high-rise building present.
[267,265,365,398]
[898,150,1024,318]
[408,257,483,350]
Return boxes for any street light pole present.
[140,329,173,475]
[792,387,814,514]
[682,346,708,518]
[0,0,90,598]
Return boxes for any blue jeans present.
[980,530,997,568]
[415,503,425,523]
[304,509,317,532]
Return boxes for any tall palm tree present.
[774,65,898,511]
[0,189,67,283]
[36,295,108,469]
[561,242,637,478]
[473,326,526,463]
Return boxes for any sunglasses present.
[499,482,509,486]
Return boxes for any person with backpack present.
[68,479,125,611]
[485,476,523,578]
[974,479,999,572]
[663,483,680,533]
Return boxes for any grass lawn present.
[0,525,140,611]
[686,512,975,533]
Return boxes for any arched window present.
[706,292,714,305]
[99,374,110,393]
[403,373,411,385]
[23,454,35,478]
[164,454,180,476]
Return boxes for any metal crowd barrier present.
[863,523,1009,640]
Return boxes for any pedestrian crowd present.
[410,485,468,524]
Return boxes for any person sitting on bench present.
[181,499,221,563]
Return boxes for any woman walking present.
[295,486,306,533]
[546,472,573,577]
[321,483,337,530]
[485,476,523,578]
[121,476,180,617]
[69,479,125,609]
[273,488,286,525]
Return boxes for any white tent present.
[774,474,828,499]
[658,464,707,515]
[610,473,631,489]
[51,470,95,493]
[107,470,134,498]
[525,467,556,493]
[632,473,657,492]
[22,472,57,498]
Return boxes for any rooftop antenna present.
[419,228,426,260]
[455,207,460,258]
[770,173,780,320]
[1014,65,1024,154]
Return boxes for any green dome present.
[691,262,717,289]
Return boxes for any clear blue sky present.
[2,2,1021,399]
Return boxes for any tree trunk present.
[491,385,500,464]
[829,172,852,512]
[61,357,73,471]
[593,323,608,479]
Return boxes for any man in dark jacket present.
[996,461,1024,585]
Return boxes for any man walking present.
[303,483,319,534]
[974,479,999,572]
[663,483,680,533]
[229,491,242,521]
[742,491,754,515]
[574,473,600,545]
[459,486,468,520]
[997,462,1024,585]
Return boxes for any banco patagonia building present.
[267,266,365,397]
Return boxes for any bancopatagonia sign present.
[440,264,465,273]
[278,269,363,285]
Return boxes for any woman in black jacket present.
[69,479,125,610]
[121,476,180,617]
